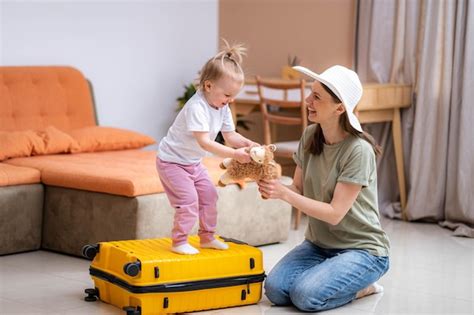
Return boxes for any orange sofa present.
[0,66,292,256]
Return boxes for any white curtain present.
[357,0,474,236]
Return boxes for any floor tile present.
[0,298,40,314]
[370,289,473,314]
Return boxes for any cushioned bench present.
[5,150,291,256]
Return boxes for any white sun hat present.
[293,65,363,132]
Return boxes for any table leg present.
[392,108,408,220]
[229,102,237,125]
[294,208,301,230]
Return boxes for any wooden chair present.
[256,76,307,229]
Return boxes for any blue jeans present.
[264,240,389,312]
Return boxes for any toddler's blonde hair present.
[198,39,246,89]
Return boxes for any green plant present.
[176,83,197,111]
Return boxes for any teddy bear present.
[218,144,282,196]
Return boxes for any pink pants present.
[156,157,218,246]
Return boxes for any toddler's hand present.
[243,142,260,154]
[233,147,251,163]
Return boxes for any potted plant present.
[281,55,302,80]
[176,83,197,111]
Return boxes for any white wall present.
[0,0,218,146]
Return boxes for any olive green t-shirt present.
[294,124,390,257]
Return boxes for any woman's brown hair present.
[306,83,382,157]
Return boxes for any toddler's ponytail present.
[198,39,246,89]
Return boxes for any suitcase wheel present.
[82,244,100,260]
[84,288,99,302]
[123,306,141,315]
[123,261,141,277]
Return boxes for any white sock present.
[171,243,199,255]
[201,239,229,250]
[372,282,384,294]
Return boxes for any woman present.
[258,65,390,312]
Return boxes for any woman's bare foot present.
[356,282,384,299]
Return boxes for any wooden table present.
[231,82,412,220]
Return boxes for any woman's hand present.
[233,147,251,163]
[257,179,287,200]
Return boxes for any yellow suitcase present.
[82,236,265,315]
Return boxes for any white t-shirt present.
[158,90,235,164]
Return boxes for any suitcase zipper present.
[90,267,265,294]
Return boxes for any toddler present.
[156,40,258,255]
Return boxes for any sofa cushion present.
[0,126,79,161]
[68,126,155,153]
[0,163,41,187]
[0,66,96,132]
[38,126,80,154]
[6,150,224,197]
[0,130,45,161]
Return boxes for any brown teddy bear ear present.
[268,144,277,152]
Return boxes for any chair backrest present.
[255,76,307,146]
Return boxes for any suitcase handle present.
[219,236,248,245]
